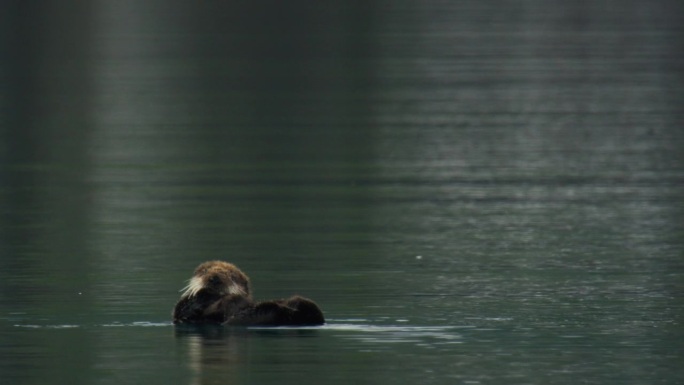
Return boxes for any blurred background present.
[0,1,682,384]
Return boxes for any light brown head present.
[179,261,251,299]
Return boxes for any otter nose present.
[209,275,223,286]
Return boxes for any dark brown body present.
[172,261,325,326]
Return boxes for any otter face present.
[179,261,251,299]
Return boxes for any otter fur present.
[172,261,325,326]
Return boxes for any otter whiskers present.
[227,282,247,296]
[179,276,204,299]
[179,275,246,298]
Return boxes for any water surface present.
[1,1,682,384]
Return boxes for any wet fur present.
[173,261,325,326]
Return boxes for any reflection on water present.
[1,0,683,384]
[7,317,682,385]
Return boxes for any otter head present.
[179,261,251,299]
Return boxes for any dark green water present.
[1,1,683,384]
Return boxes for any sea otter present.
[172,261,325,326]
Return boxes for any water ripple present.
[324,321,469,347]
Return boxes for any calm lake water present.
[1,1,683,384]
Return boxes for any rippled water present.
[1,1,683,384]
[5,317,680,384]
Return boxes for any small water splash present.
[13,321,172,329]
[323,320,471,348]
[14,324,81,329]
[103,321,172,327]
